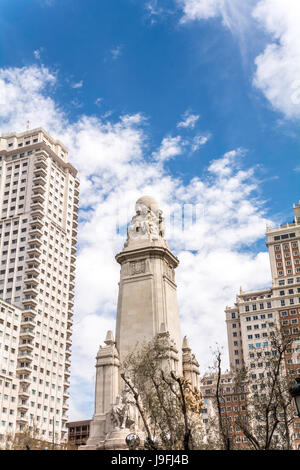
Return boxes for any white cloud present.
[192,133,211,151]
[176,0,300,120]
[179,0,222,21]
[178,0,254,36]
[95,97,103,106]
[152,135,185,162]
[177,110,200,129]
[33,49,42,60]
[111,46,122,60]
[71,80,83,89]
[253,0,300,119]
[0,64,272,420]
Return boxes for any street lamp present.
[125,433,140,450]
[144,435,158,450]
[290,378,300,418]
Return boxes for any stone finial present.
[104,330,115,346]
[159,322,167,334]
[182,335,191,351]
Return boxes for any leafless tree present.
[121,334,204,450]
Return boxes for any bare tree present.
[121,334,204,450]
[233,330,296,450]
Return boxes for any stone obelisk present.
[83,196,199,450]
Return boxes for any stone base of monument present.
[96,428,130,450]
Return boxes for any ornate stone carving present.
[126,196,165,243]
[130,260,146,275]
[110,389,135,430]
[164,262,174,282]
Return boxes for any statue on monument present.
[127,196,163,242]
[110,388,136,430]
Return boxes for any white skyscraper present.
[0,128,79,444]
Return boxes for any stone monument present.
[82,196,200,450]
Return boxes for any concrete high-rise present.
[0,128,79,444]
[226,202,300,376]
[222,202,300,448]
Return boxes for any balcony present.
[16,363,32,374]
[16,416,28,424]
[23,286,38,297]
[25,275,39,286]
[31,193,45,204]
[69,290,75,300]
[18,376,31,386]
[25,262,40,273]
[70,264,75,273]
[19,329,35,340]
[30,217,44,228]
[33,174,46,186]
[30,201,44,212]
[69,272,75,281]
[23,296,38,308]
[21,317,36,328]
[28,224,43,236]
[18,387,30,398]
[32,184,46,194]
[35,158,47,169]
[66,338,72,347]
[30,205,44,218]
[65,349,71,359]
[72,226,78,237]
[70,254,76,264]
[65,358,71,367]
[29,237,42,249]
[18,350,33,360]
[17,403,29,413]
[27,245,42,257]
[33,166,47,178]
[18,340,33,350]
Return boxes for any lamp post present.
[125,433,140,450]
[290,378,300,418]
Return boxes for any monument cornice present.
[115,245,179,268]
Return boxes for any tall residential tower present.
[0,128,79,444]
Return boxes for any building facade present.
[204,202,300,448]
[67,420,91,448]
[0,128,79,444]
[226,203,300,375]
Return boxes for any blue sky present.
[0,0,299,420]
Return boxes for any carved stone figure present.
[110,389,135,430]
[127,196,163,242]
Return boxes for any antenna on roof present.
[26,120,30,130]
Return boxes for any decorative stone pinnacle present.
[182,335,190,351]
[104,330,115,345]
